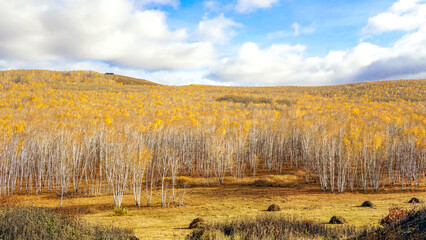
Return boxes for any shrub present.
[0,206,136,240]
[361,201,374,207]
[267,204,281,212]
[177,176,192,187]
[329,216,347,224]
[189,218,207,229]
[380,207,410,226]
[358,206,426,240]
[408,197,421,204]
[114,207,129,216]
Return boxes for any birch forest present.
[0,70,425,208]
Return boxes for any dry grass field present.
[5,173,425,239]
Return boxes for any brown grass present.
[4,175,425,239]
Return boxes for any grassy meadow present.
[4,174,424,239]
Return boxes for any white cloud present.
[235,0,280,13]
[139,0,180,8]
[204,1,220,11]
[195,14,241,45]
[203,1,234,13]
[0,0,217,70]
[268,22,315,39]
[291,23,300,36]
[214,29,426,85]
[363,0,426,34]
[212,0,426,85]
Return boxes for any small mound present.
[329,216,347,224]
[361,201,374,207]
[408,197,421,203]
[189,218,207,229]
[267,204,281,212]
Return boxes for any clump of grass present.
[187,215,371,240]
[408,197,421,204]
[189,218,207,229]
[114,207,129,216]
[267,204,281,212]
[329,216,347,224]
[216,95,272,104]
[361,201,374,208]
[0,206,136,240]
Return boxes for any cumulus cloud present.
[214,30,426,85]
[212,0,426,85]
[0,0,217,70]
[213,36,426,85]
[352,56,426,82]
[194,14,241,45]
[363,0,426,34]
[235,0,280,13]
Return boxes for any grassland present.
[5,173,425,239]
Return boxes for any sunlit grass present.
[7,175,425,240]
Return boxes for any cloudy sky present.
[0,0,425,86]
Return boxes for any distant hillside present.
[0,69,158,86]
[104,73,158,86]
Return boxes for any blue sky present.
[166,0,395,54]
[0,0,425,85]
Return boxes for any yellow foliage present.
[14,122,26,133]
[105,116,112,126]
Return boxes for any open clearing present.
[7,174,425,239]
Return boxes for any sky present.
[0,0,425,86]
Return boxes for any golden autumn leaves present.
[0,70,424,200]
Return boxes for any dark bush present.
[329,216,347,224]
[267,204,281,212]
[408,197,421,204]
[189,217,207,229]
[361,201,374,207]
[0,206,137,240]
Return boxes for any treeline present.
[0,120,424,208]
